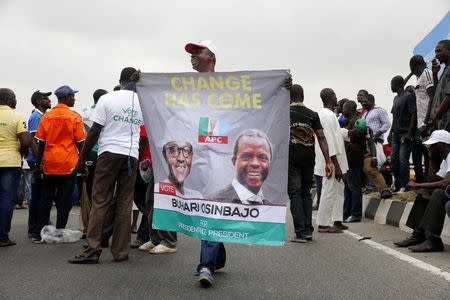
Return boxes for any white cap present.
[159,117,195,148]
[423,130,450,145]
[185,40,218,56]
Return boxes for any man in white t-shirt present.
[405,55,435,183]
[69,67,143,264]
[79,89,108,205]
[394,130,450,252]
[315,88,349,233]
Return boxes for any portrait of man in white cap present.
[159,139,202,198]
[155,117,203,198]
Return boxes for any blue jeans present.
[27,161,41,234]
[0,167,21,241]
[391,135,412,189]
[344,169,363,219]
[197,241,226,273]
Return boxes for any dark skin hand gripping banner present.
[136,70,289,246]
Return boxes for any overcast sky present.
[0,1,448,116]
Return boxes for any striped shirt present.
[362,106,391,141]
[414,68,433,127]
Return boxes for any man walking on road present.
[185,40,292,287]
[69,67,143,264]
[288,84,332,242]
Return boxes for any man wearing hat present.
[26,90,52,237]
[394,130,450,252]
[184,40,292,287]
[32,85,86,243]
[69,67,143,264]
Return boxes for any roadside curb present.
[362,195,450,244]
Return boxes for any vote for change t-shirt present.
[92,90,143,159]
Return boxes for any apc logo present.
[198,117,229,144]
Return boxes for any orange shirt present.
[35,103,86,175]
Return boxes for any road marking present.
[344,230,450,282]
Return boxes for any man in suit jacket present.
[208,128,273,205]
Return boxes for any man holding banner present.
[136,40,292,288]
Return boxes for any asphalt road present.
[1,207,449,299]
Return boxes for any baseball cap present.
[54,85,78,98]
[423,130,450,145]
[354,118,368,133]
[185,40,218,56]
[31,90,51,106]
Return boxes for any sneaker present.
[32,236,43,244]
[148,244,177,254]
[305,229,313,241]
[0,239,16,247]
[198,267,214,287]
[138,241,156,251]
[290,236,307,243]
[344,216,362,223]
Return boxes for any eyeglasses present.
[164,145,193,158]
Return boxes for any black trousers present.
[134,173,149,243]
[406,189,449,238]
[85,150,98,202]
[287,163,315,236]
[34,174,75,236]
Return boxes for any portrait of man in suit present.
[160,140,202,198]
[208,129,273,205]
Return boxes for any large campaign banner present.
[136,70,289,246]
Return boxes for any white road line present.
[344,230,450,282]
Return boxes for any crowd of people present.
[288,39,450,253]
[0,38,449,288]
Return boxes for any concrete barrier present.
[362,194,450,244]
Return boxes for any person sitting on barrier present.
[393,130,450,252]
